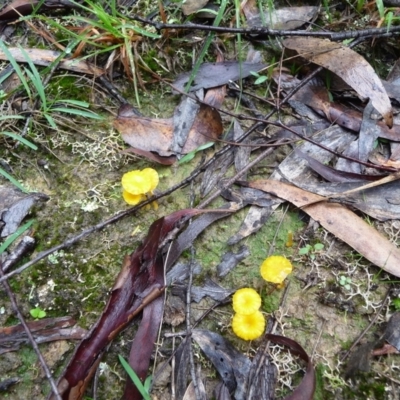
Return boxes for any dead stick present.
[0,263,62,400]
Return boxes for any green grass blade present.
[23,67,46,106]
[0,220,34,254]
[0,167,29,193]
[1,132,38,150]
[44,113,58,129]
[18,46,46,103]
[118,355,151,400]
[0,41,31,98]
[56,99,90,107]
[50,107,104,119]
[0,115,24,121]
[184,0,227,92]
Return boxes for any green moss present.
[261,288,280,313]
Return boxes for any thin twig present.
[128,14,400,41]
[0,263,62,400]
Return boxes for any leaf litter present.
[2,1,400,399]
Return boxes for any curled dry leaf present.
[114,103,223,164]
[283,37,393,128]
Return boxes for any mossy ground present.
[1,2,400,399]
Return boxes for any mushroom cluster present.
[231,256,293,341]
[231,288,265,340]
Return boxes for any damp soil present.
[1,5,400,400]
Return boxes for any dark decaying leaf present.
[0,185,48,237]
[217,245,250,278]
[345,342,375,379]
[0,0,77,20]
[50,209,207,400]
[370,312,400,357]
[201,152,234,197]
[192,330,315,400]
[190,278,233,303]
[272,125,400,220]
[281,147,400,220]
[124,296,164,400]
[275,71,400,142]
[171,96,200,155]
[166,261,202,285]
[115,102,223,163]
[0,316,86,354]
[232,119,251,179]
[358,101,377,165]
[383,312,400,351]
[166,202,243,270]
[214,382,232,400]
[228,123,357,244]
[172,62,267,92]
[183,366,207,400]
[191,329,252,399]
[228,205,276,245]
[174,340,191,399]
[296,150,384,183]
[0,378,19,392]
[247,344,277,400]
[283,37,393,127]
[345,314,400,376]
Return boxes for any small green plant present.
[118,355,152,400]
[339,276,352,290]
[30,307,47,319]
[178,142,214,164]
[250,71,268,85]
[391,298,400,310]
[298,243,324,260]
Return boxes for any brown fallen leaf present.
[283,37,393,128]
[181,0,208,15]
[249,179,400,278]
[0,0,76,20]
[0,47,103,76]
[243,0,319,30]
[114,102,223,162]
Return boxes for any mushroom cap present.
[142,168,159,192]
[122,190,144,205]
[232,310,265,340]
[260,255,293,284]
[232,288,261,315]
[121,168,159,195]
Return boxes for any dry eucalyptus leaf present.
[114,103,223,162]
[181,0,209,15]
[283,37,393,128]
[243,0,319,30]
[0,47,103,76]
[249,179,400,278]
